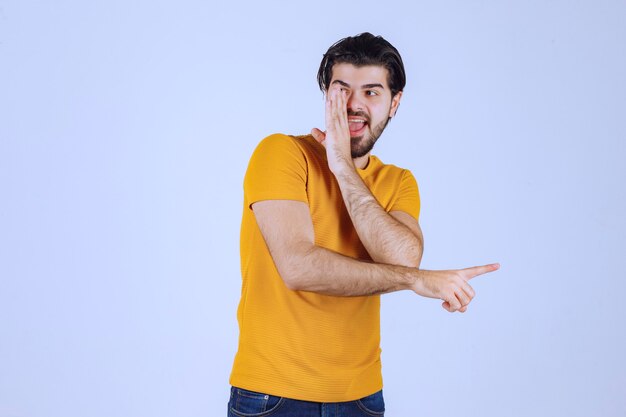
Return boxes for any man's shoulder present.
[253,133,324,162]
[257,133,318,149]
[367,155,413,177]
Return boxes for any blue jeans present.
[227,386,385,417]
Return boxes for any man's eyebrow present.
[331,80,350,88]
[330,80,385,90]
[362,83,385,89]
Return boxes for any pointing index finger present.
[463,263,500,281]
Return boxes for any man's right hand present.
[410,264,500,313]
[311,86,354,175]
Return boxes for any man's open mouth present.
[348,118,368,135]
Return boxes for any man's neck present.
[354,153,370,170]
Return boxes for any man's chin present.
[351,145,374,159]
[350,135,375,158]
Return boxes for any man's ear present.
[389,91,403,118]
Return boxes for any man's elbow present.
[274,244,315,291]
[366,250,421,269]
[389,249,422,269]
[403,241,423,268]
[283,276,304,291]
[400,254,422,269]
[279,265,309,291]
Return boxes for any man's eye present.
[366,90,378,96]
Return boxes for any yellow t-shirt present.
[229,133,420,402]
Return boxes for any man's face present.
[328,63,402,158]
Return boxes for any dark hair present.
[317,32,406,97]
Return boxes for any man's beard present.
[350,117,390,158]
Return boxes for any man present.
[227,32,499,417]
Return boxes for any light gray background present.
[1,1,624,416]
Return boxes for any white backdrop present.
[1,1,625,416]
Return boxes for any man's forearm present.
[333,165,423,267]
[280,241,416,296]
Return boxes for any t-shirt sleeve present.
[389,169,421,221]
[244,134,308,208]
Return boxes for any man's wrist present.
[330,156,357,176]
[404,267,420,291]
[388,264,419,292]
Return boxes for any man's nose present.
[346,92,364,112]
